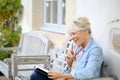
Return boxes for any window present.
[42,0,66,34]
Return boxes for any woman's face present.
[69,30,87,47]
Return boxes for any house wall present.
[21,0,76,48]
[33,30,66,48]
[21,0,32,32]
[32,0,44,28]
[76,0,120,79]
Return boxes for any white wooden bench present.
[0,32,52,80]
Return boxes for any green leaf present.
[0,0,23,60]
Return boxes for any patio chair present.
[0,32,52,80]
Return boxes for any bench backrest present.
[17,32,52,56]
[49,38,72,72]
[12,54,51,80]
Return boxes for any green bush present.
[0,0,23,60]
[0,51,13,60]
[0,27,22,47]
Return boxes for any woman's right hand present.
[65,49,74,68]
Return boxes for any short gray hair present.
[66,16,91,34]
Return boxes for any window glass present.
[51,1,57,23]
[46,1,51,23]
[62,0,65,24]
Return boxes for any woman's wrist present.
[62,73,74,79]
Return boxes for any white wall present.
[20,0,32,33]
[76,0,120,79]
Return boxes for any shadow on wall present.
[111,28,120,53]
[109,27,120,80]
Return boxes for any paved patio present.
[0,75,7,80]
[0,73,7,80]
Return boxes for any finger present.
[66,51,71,56]
[48,76,55,79]
[66,53,72,59]
[69,51,74,58]
[70,43,74,52]
[66,55,73,62]
[48,73,56,79]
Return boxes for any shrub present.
[0,0,23,60]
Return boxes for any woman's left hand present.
[48,71,62,79]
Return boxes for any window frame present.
[41,0,66,34]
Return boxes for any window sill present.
[40,26,66,34]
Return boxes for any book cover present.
[35,65,49,76]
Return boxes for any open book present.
[35,65,49,76]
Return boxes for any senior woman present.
[30,16,103,80]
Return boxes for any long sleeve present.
[63,66,72,73]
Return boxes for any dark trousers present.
[30,69,51,80]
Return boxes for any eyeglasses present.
[69,30,86,36]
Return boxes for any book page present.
[35,65,49,73]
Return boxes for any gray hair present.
[66,16,91,34]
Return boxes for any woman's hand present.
[66,48,74,68]
[48,71,62,79]
[48,71,74,80]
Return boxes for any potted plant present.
[0,0,23,60]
